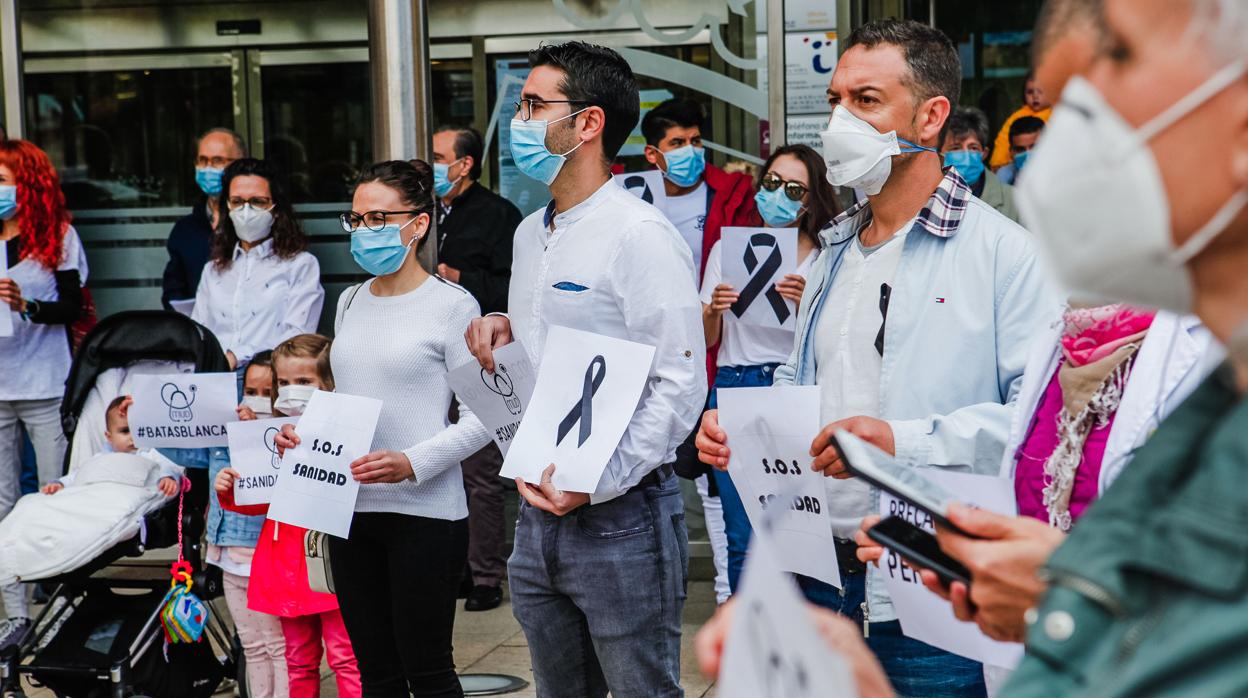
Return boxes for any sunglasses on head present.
[760,173,808,202]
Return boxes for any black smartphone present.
[831,430,972,537]
[867,515,972,589]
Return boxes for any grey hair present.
[944,107,991,150]
[1190,0,1248,62]
[197,127,247,158]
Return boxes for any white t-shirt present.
[665,182,708,281]
[813,220,913,536]
[0,227,87,401]
[700,237,819,368]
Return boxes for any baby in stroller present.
[40,395,181,498]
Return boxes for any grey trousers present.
[0,398,68,619]
[461,442,507,587]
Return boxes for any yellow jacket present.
[989,105,1052,169]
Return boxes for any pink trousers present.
[279,610,361,698]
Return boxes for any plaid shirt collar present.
[821,167,973,246]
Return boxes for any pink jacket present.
[218,488,339,618]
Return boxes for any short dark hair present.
[758,144,842,243]
[944,107,991,150]
[845,19,961,106]
[527,41,639,161]
[1009,115,1046,142]
[641,98,704,147]
[212,158,308,270]
[435,126,484,180]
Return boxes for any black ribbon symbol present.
[623,175,654,204]
[730,232,789,323]
[556,355,606,447]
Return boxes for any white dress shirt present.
[191,238,324,365]
[508,178,707,502]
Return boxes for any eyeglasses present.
[196,156,236,169]
[760,173,809,202]
[339,210,423,233]
[226,197,273,210]
[513,98,590,122]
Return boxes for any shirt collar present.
[543,177,617,230]
[232,236,275,261]
[820,167,973,246]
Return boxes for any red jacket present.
[218,488,340,618]
[700,164,760,385]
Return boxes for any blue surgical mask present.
[351,217,420,277]
[660,145,706,188]
[509,109,587,186]
[1013,150,1031,172]
[0,185,17,221]
[195,167,224,197]
[433,160,462,198]
[943,150,986,185]
[753,187,804,228]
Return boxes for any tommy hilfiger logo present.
[935,297,946,304]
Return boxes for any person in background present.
[696,19,1057,695]
[162,128,245,310]
[700,143,839,594]
[466,41,705,696]
[995,115,1046,185]
[191,158,324,372]
[431,126,522,612]
[988,70,1052,170]
[207,351,289,698]
[0,139,86,650]
[641,97,759,606]
[941,106,1020,221]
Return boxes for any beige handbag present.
[304,530,336,594]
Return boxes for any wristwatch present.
[19,298,39,321]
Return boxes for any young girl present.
[206,351,289,698]
[215,335,360,698]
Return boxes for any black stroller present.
[1,311,240,698]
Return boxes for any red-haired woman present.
[0,139,86,649]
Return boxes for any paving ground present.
[13,580,720,697]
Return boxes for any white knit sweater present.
[332,276,490,520]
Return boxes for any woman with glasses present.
[698,143,842,594]
[281,159,489,696]
[192,158,324,371]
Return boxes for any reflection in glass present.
[24,68,233,210]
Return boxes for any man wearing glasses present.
[161,127,245,311]
[465,42,705,697]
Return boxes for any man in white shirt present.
[696,19,1058,696]
[465,41,705,698]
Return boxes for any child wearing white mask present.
[215,335,362,698]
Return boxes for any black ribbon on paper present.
[556,355,607,447]
[730,232,790,324]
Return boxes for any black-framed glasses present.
[339,210,423,233]
[513,98,590,122]
[226,196,273,210]
[196,155,236,169]
[760,173,809,202]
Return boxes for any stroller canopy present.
[61,310,231,438]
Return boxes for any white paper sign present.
[721,226,799,329]
[0,243,13,338]
[445,342,536,456]
[877,469,1024,668]
[500,326,656,493]
[128,372,237,448]
[719,520,856,698]
[227,417,295,505]
[613,170,668,213]
[719,386,840,588]
[267,391,382,538]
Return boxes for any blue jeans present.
[804,570,987,698]
[708,363,778,593]
[508,472,687,698]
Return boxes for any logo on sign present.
[481,363,523,416]
[263,427,282,468]
[622,174,654,204]
[748,600,813,697]
[160,383,197,423]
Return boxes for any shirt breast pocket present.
[544,280,595,327]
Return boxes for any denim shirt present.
[774,169,1061,621]
[206,446,265,548]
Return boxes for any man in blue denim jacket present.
[697,19,1060,696]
